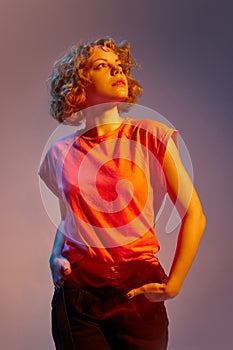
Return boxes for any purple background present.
[1,1,232,349]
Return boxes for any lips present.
[112,79,126,86]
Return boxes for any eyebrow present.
[91,58,121,64]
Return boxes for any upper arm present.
[59,198,67,221]
[38,145,61,198]
[163,138,203,218]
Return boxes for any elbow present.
[200,211,207,233]
[195,209,207,237]
[185,206,207,236]
[195,203,206,232]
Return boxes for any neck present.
[83,103,124,137]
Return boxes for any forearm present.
[49,221,72,286]
[49,221,66,262]
[166,209,206,297]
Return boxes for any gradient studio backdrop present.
[0,1,232,349]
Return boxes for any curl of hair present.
[48,37,143,124]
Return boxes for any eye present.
[95,63,106,70]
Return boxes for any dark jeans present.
[52,261,169,350]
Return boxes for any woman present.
[39,37,206,350]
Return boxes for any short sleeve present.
[136,119,178,164]
[156,123,179,167]
[146,121,179,216]
[38,145,61,198]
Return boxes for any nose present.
[111,65,123,76]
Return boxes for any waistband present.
[73,258,158,278]
[68,258,167,290]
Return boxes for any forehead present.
[88,47,120,63]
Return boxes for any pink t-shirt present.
[38,118,178,265]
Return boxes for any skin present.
[50,48,129,287]
[84,47,128,107]
[127,138,206,301]
[50,48,206,298]
[83,47,129,137]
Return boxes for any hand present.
[49,255,72,289]
[127,282,180,302]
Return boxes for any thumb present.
[62,261,72,275]
[126,286,145,299]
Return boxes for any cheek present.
[92,74,109,88]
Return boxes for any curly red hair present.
[48,37,143,123]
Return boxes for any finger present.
[54,284,62,290]
[54,277,64,288]
[54,282,60,290]
[63,267,72,275]
[62,261,72,275]
[127,287,144,299]
[126,283,166,299]
[54,278,63,285]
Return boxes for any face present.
[84,47,129,106]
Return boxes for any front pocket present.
[130,294,167,321]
